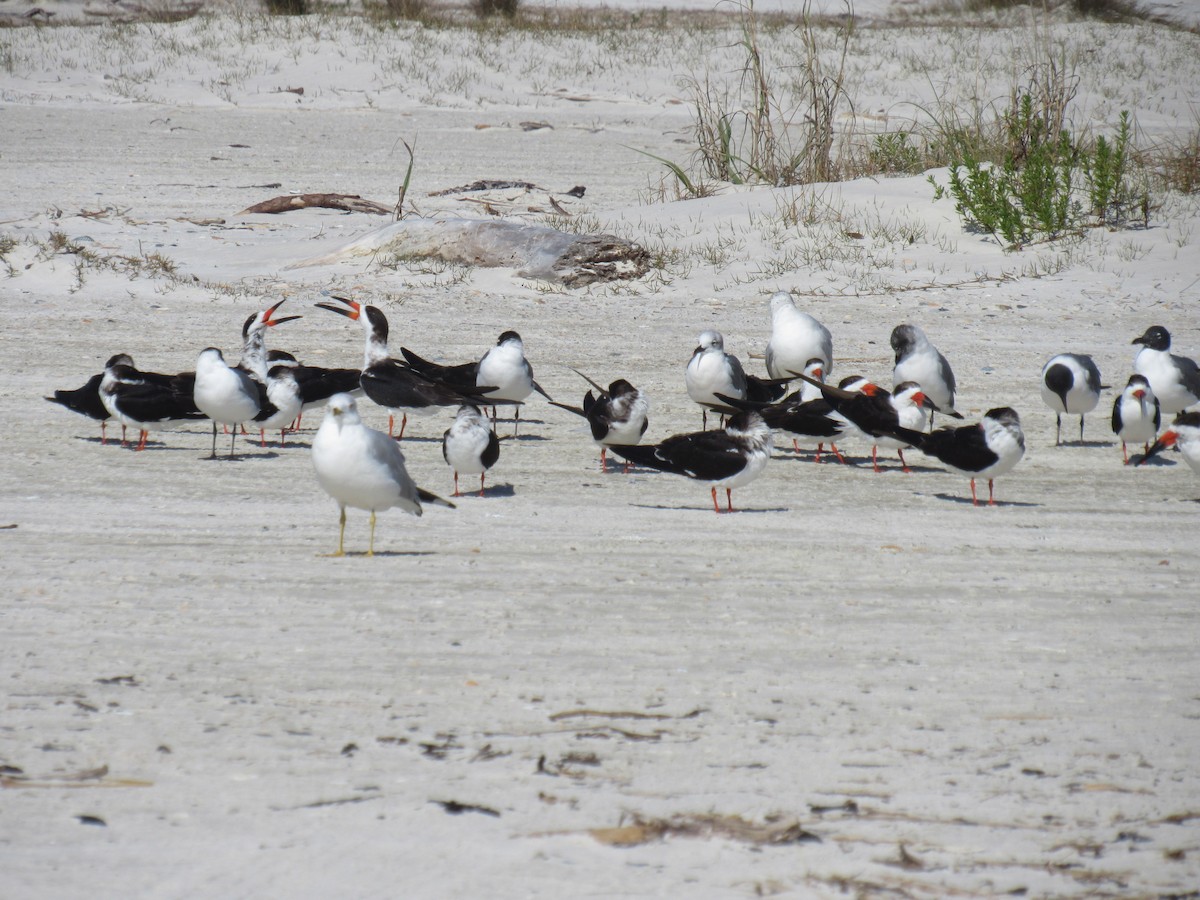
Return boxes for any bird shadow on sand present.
[631,503,790,514]
[1050,439,1115,450]
[454,483,516,499]
[319,550,438,558]
[203,450,281,462]
[1130,454,1173,467]
[927,492,1040,508]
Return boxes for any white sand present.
[2,2,1200,897]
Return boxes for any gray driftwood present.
[296,217,649,286]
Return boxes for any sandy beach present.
[2,1,1200,896]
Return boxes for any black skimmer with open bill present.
[193,347,262,458]
[548,369,649,472]
[891,324,957,423]
[1111,374,1160,464]
[442,404,501,497]
[609,411,772,513]
[311,393,454,556]
[1040,353,1103,445]
[765,291,833,380]
[1132,325,1200,414]
[897,407,1026,506]
[316,295,493,438]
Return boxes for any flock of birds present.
[46,291,1200,555]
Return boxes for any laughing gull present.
[891,324,958,423]
[194,347,262,458]
[1040,352,1103,445]
[1132,325,1200,414]
[765,291,833,380]
[686,330,747,430]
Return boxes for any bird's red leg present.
[988,479,996,506]
[970,478,978,506]
[136,430,148,452]
[387,414,395,436]
[725,488,734,513]
[600,447,608,473]
[711,486,719,513]
[1121,441,1129,464]
[872,445,881,473]
[280,430,287,448]
[898,449,910,473]
[479,473,486,498]
[121,424,128,447]
[260,429,266,448]
[101,422,107,445]
[397,414,408,441]
[453,472,460,498]
[814,442,823,463]
[831,443,846,464]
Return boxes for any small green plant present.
[472,0,520,19]
[264,0,309,14]
[869,131,923,175]
[938,93,1144,247]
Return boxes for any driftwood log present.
[295,217,649,286]
[239,193,393,216]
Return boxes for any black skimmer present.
[1137,411,1200,481]
[548,369,649,472]
[1040,353,1103,445]
[316,296,493,438]
[252,365,303,447]
[791,371,943,472]
[265,349,362,424]
[46,353,130,444]
[442,404,501,497]
[1111,374,1160,464]
[899,407,1026,506]
[1132,325,1200,414]
[765,291,833,379]
[237,300,302,383]
[193,347,262,458]
[311,393,454,556]
[686,330,748,430]
[402,331,552,434]
[717,360,847,463]
[99,357,206,451]
[873,381,933,472]
[609,411,773,513]
[891,324,958,422]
